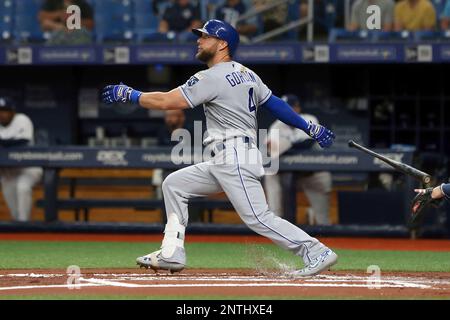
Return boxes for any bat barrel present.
[348,140,432,187]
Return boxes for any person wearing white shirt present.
[0,97,43,222]
[264,94,332,225]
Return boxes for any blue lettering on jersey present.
[225,70,256,87]
[226,74,236,86]
[232,72,241,85]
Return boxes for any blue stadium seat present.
[95,18,134,43]
[322,0,338,30]
[94,0,134,43]
[431,0,446,18]
[414,30,446,41]
[0,0,13,41]
[132,0,180,43]
[133,0,153,14]
[134,13,162,42]
[198,0,209,21]
[85,0,95,7]
[284,0,300,40]
[0,21,12,42]
[328,28,370,42]
[371,31,413,42]
[134,13,158,31]
[13,13,45,43]
[15,0,43,15]
[12,0,45,43]
[133,0,162,43]
[0,0,13,13]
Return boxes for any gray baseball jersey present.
[162,61,329,266]
[179,61,271,145]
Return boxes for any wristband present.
[129,89,142,104]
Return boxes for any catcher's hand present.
[410,188,442,225]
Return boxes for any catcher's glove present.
[410,188,442,225]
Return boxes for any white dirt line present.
[110,277,297,282]
[3,273,447,284]
[0,283,421,290]
[5,273,65,278]
[79,283,428,289]
[0,283,101,291]
[306,278,435,286]
[3,273,445,288]
[80,278,144,288]
[102,273,449,283]
[99,275,448,286]
[387,281,432,289]
[94,279,434,289]
[103,276,432,285]
[312,275,450,285]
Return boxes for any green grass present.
[0,241,449,272]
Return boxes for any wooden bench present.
[36,197,234,223]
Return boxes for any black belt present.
[211,136,253,157]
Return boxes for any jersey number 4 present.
[248,88,256,113]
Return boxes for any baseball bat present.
[348,140,432,186]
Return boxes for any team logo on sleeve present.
[187,73,204,87]
[187,76,199,87]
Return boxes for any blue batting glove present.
[101,83,142,104]
[307,121,336,148]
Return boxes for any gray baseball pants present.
[161,138,328,265]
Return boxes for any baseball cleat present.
[136,250,185,274]
[291,249,338,277]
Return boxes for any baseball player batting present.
[102,19,338,277]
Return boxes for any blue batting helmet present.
[192,19,240,57]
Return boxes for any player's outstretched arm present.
[101,83,189,110]
[261,95,335,148]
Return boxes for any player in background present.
[0,97,43,222]
[102,20,337,277]
[264,94,332,225]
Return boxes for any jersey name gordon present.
[225,70,256,87]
